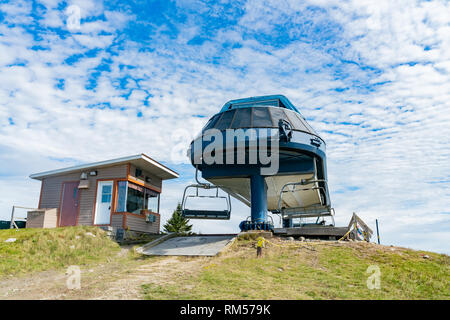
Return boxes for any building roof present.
[219,95,301,114]
[29,154,179,181]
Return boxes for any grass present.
[0,226,121,277]
[1,227,448,300]
[142,239,450,300]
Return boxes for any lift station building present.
[28,154,178,235]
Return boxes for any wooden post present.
[9,206,15,229]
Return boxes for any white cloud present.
[0,0,448,253]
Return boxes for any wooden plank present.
[354,214,373,235]
[348,212,373,240]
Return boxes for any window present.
[230,107,252,128]
[101,185,112,203]
[116,181,127,212]
[252,107,272,127]
[203,114,221,131]
[145,190,159,213]
[269,107,287,127]
[214,109,236,130]
[116,181,159,214]
[285,110,309,132]
[231,99,279,108]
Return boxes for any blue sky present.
[0,0,449,253]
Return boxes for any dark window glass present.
[122,182,160,214]
[232,99,279,109]
[252,107,272,127]
[126,185,144,214]
[230,107,252,128]
[203,114,221,131]
[214,109,236,130]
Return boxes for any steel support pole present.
[250,174,267,224]
[376,219,380,244]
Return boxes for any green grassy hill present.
[0,226,120,277]
[1,227,448,299]
[142,238,450,300]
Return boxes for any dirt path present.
[0,246,211,300]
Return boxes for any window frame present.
[114,180,160,216]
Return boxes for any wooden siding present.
[125,214,160,233]
[129,164,162,191]
[26,209,58,228]
[37,163,163,233]
[111,214,124,229]
[38,164,128,226]
[39,172,80,210]
[78,165,127,225]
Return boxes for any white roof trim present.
[30,154,179,180]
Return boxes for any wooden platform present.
[274,226,348,237]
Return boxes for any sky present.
[0,0,449,254]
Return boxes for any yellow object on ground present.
[256,236,266,248]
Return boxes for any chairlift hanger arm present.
[180,176,232,219]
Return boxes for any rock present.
[4,238,16,243]
[299,236,306,242]
[287,237,294,241]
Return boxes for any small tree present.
[163,203,193,234]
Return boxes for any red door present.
[60,182,80,226]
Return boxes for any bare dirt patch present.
[0,245,210,300]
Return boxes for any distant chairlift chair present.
[277,158,335,227]
[181,168,232,220]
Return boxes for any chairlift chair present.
[181,168,232,220]
[277,158,335,227]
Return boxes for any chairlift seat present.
[182,209,230,220]
[180,170,232,221]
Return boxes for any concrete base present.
[139,235,236,256]
[238,230,273,240]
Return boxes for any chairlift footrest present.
[182,209,230,220]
